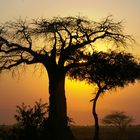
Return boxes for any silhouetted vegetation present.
[14,99,49,140]
[15,99,48,128]
[69,51,140,140]
[0,100,75,140]
[0,15,139,139]
[0,100,48,140]
[102,111,134,135]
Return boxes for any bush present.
[13,99,49,140]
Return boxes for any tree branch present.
[50,32,57,63]
[0,37,37,57]
[64,60,89,72]
[0,56,38,71]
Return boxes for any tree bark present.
[44,66,76,140]
[92,90,101,140]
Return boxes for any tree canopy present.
[68,51,140,91]
[102,111,134,133]
[0,16,132,73]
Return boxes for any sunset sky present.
[0,0,140,125]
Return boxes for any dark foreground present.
[0,125,140,140]
[71,125,140,140]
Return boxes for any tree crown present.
[102,111,134,130]
[68,51,140,92]
[0,16,132,73]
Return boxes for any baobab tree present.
[69,51,140,140]
[0,16,133,140]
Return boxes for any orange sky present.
[0,0,140,125]
[0,65,140,125]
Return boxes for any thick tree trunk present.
[44,67,76,140]
[92,90,101,140]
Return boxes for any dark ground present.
[0,125,140,140]
[71,125,140,140]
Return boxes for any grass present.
[0,125,140,140]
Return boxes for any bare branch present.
[0,16,135,73]
[0,56,37,71]
[50,32,57,62]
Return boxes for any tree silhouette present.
[0,16,132,140]
[102,111,134,134]
[69,51,140,140]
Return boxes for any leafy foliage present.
[68,51,140,91]
[13,100,74,140]
[13,100,48,140]
[14,99,48,129]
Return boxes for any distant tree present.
[0,16,133,140]
[69,51,140,140]
[102,111,134,134]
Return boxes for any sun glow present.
[83,41,119,56]
[66,78,95,110]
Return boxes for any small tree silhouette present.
[102,111,134,134]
